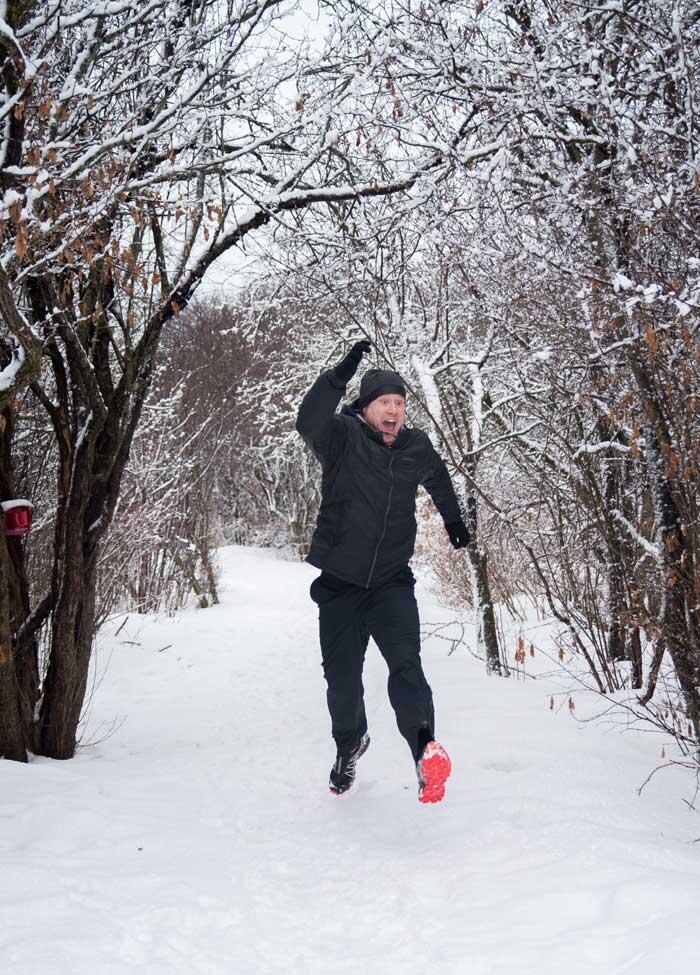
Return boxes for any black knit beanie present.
[355,368,406,409]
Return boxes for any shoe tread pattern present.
[418,741,451,804]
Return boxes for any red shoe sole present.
[418,742,452,804]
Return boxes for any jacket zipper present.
[366,453,395,587]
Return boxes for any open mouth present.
[382,420,397,433]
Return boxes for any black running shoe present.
[329,733,370,795]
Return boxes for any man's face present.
[363,394,406,444]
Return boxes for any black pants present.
[310,568,435,761]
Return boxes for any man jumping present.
[296,340,469,803]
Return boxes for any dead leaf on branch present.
[665,532,680,553]
[644,323,658,354]
[15,223,28,259]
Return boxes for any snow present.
[0,340,24,392]
[2,545,699,975]
[0,498,33,511]
[613,272,635,292]
[611,509,661,560]
[412,353,443,427]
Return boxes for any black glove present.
[445,518,469,550]
[334,339,371,385]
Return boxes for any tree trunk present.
[628,627,643,691]
[0,536,27,761]
[605,554,627,663]
[643,422,700,742]
[663,582,700,743]
[34,410,121,758]
[37,558,97,759]
[598,413,629,664]
[465,492,502,676]
[0,404,40,755]
[6,532,41,750]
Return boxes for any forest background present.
[0,0,699,781]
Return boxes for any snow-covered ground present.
[2,546,699,975]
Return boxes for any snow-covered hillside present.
[2,546,699,975]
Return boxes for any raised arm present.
[296,340,371,465]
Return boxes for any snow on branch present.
[611,510,661,561]
[0,336,24,391]
[573,440,631,459]
[412,353,442,427]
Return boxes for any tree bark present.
[602,449,627,664]
[37,558,97,759]
[465,492,502,676]
[0,404,40,754]
[641,419,700,741]
[0,535,27,761]
[628,626,643,691]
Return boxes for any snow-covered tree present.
[0,0,491,761]
[264,0,700,729]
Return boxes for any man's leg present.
[362,571,435,761]
[311,575,369,754]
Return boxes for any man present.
[296,340,469,803]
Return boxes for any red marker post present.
[1,500,34,537]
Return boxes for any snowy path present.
[2,546,699,975]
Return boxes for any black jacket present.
[296,370,462,588]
